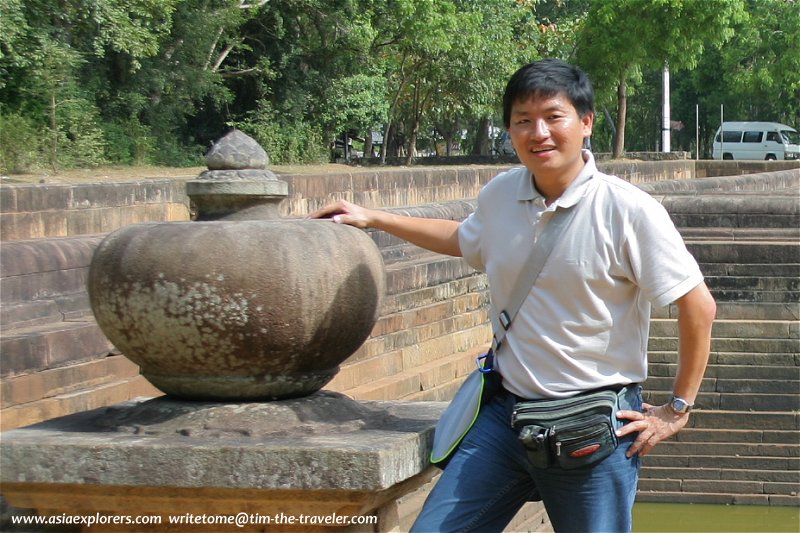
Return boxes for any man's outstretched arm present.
[308,200,462,257]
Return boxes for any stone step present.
[650,318,799,339]
[671,428,797,445]
[0,235,102,304]
[708,288,800,304]
[652,301,800,321]
[0,319,116,379]
[336,346,483,401]
[380,242,436,265]
[661,194,799,228]
[371,290,489,340]
[645,375,800,395]
[635,490,796,506]
[0,374,161,431]
[643,390,799,411]
[347,306,490,367]
[673,208,800,230]
[404,377,465,402]
[640,466,799,483]
[648,351,798,368]
[648,336,800,354]
[0,294,93,329]
[650,440,799,458]
[698,262,800,277]
[681,227,800,241]
[687,241,800,264]
[0,235,104,279]
[1,355,142,411]
[384,253,477,296]
[704,275,800,292]
[637,478,799,499]
[641,454,799,472]
[648,361,799,379]
[0,234,101,332]
[380,275,488,318]
[668,410,797,431]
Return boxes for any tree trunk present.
[405,121,419,165]
[364,130,373,158]
[50,93,58,171]
[613,76,627,159]
[472,116,491,155]
[380,123,391,163]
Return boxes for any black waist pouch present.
[512,389,619,470]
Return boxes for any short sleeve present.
[458,209,485,272]
[625,200,704,308]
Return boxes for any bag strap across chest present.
[481,199,582,371]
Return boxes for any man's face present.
[508,93,594,183]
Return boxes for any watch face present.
[672,398,690,413]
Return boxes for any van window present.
[766,131,780,143]
[742,131,763,143]
[781,130,800,144]
[718,131,742,143]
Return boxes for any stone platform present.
[0,392,446,531]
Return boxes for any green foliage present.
[0,111,40,173]
[229,99,328,164]
[575,0,747,155]
[0,0,795,170]
[716,0,800,126]
[319,73,389,142]
[52,99,109,168]
[102,118,156,165]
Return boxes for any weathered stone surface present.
[205,129,269,170]
[88,220,386,400]
[0,393,445,491]
[0,320,115,378]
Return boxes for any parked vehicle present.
[712,121,800,160]
[493,131,515,156]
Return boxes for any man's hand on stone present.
[307,200,374,229]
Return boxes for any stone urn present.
[87,131,385,400]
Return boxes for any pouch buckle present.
[475,350,495,373]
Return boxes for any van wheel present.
[765,154,777,160]
[722,153,733,160]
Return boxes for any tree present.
[0,0,182,169]
[5,0,793,170]
[665,0,799,157]
[575,0,746,157]
[713,0,799,126]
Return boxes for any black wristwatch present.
[668,396,693,414]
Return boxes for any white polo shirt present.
[459,151,704,399]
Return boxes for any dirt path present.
[1,163,360,185]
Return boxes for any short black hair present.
[502,59,595,128]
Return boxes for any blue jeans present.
[411,385,642,533]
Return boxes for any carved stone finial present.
[186,130,288,220]
[205,129,268,170]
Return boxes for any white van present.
[712,122,800,160]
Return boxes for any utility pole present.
[662,63,671,153]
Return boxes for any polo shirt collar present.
[517,149,597,208]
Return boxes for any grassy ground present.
[0,163,361,185]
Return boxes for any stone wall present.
[0,159,791,430]
[0,180,190,242]
[696,160,800,178]
[0,160,695,242]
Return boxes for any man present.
[310,59,716,532]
